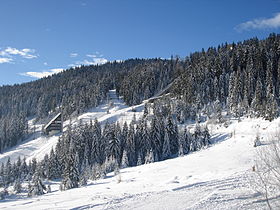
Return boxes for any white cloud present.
[69,51,108,67]
[20,68,64,79]
[70,53,78,58]
[75,58,107,66]
[86,54,97,58]
[69,55,108,67]
[0,57,13,64]
[0,47,38,59]
[43,62,48,66]
[236,13,280,32]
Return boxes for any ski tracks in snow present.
[94,172,266,210]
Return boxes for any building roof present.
[43,113,62,130]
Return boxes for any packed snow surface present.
[0,90,278,209]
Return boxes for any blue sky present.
[0,0,280,85]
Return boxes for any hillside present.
[0,90,144,164]
[0,115,278,209]
[2,34,280,154]
[1,34,280,210]
[1,1,280,209]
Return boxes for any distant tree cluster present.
[117,58,180,105]
[171,33,280,122]
[0,114,28,152]
[50,113,209,191]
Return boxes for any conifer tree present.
[20,157,29,180]
[127,122,136,166]
[121,150,129,169]
[266,91,278,121]
[48,148,60,179]
[162,130,171,160]
[136,154,143,166]
[4,157,12,186]
[251,78,263,117]
[202,126,211,146]
[178,129,187,156]
[107,124,120,164]
[13,178,22,193]
[165,115,179,155]
[61,142,79,190]
[29,167,46,196]
[150,116,163,160]
[145,149,155,164]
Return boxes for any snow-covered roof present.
[43,113,62,130]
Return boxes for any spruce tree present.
[162,130,171,160]
[165,115,179,155]
[107,124,120,164]
[202,126,211,146]
[251,78,263,117]
[13,179,22,193]
[145,149,154,164]
[30,167,46,196]
[121,150,129,169]
[127,122,136,166]
[150,116,162,160]
[61,143,79,190]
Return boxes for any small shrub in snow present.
[137,154,143,166]
[254,136,261,147]
[79,173,88,187]
[13,179,22,193]
[121,150,129,169]
[0,188,8,200]
[47,185,51,193]
[114,167,121,183]
[223,121,229,128]
[116,173,122,184]
[59,183,64,191]
[91,164,101,180]
[114,166,120,176]
[145,149,154,164]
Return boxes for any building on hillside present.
[43,113,63,135]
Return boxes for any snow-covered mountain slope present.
[1,116,278,209]
[0,90,144,164]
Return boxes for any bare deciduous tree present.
[254,135,280,209]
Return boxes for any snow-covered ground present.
[0,90,279,209]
